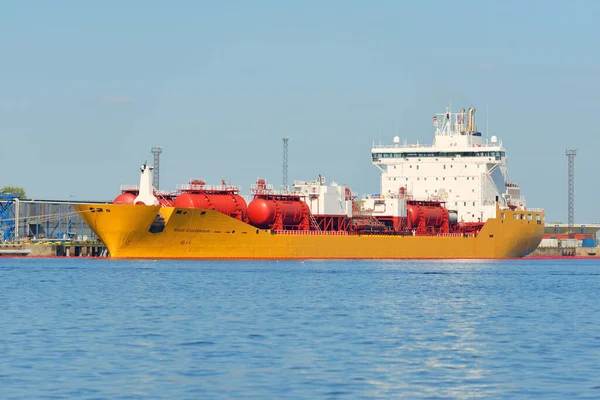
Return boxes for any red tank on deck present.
[113,192,136,205]
[406,202,449,231]
[407,204,445,227]
[247,198,308,226]
[173,193,247,220]
[247,198,310,229]
[113,192,174,207]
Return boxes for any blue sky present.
[1,1,599,223]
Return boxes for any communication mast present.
[566,149,576,236]
[151,146,162,190]
[282,137,289,192]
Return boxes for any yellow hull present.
[74,204,544,259]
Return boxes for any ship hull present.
[74,204,544,259]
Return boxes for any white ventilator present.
[134,163,159,206]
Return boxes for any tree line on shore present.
[0,186,27,199]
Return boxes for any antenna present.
[151,146,162,190]
[566,149,576,237]
[282,137,289,192]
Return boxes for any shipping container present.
[582,238,596,248]
[559,238,580,248]
[539,238,559,248]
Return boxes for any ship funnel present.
[134,163,159,206]
[467,107,476,132]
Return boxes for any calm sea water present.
[1,258,599,399]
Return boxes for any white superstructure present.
[293,176,353,216]
[371,107,525,222]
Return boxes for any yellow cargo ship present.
[75,106,544,259]
[74,202,543,259]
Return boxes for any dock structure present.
[0,198,102,242]
[0,242,108,257]
[0,197,110,257]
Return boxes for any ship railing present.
[273,230,348,236]
[118,185,172,197]
[177,184,240,192]
[525,208,544,213]
[119,185,172,196]
[506,195,525,202]
[436,233,465,237]
[372,143,434,149]
[120,185,139,191]
[250,183,275,191]
[293,179,326,186]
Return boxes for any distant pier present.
[0,242,107,257]
[528,246,598,258]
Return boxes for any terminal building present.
[0,195,99,242]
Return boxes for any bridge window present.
[377,151,507,159]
